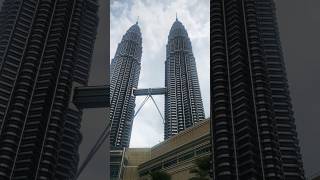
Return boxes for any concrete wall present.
[151,119,210,158]
[122,119,211,180]
[123,148,151,180]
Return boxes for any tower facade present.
[110,23,142,148]
[0,0,98,179]
[165,19,205,139]
[211,0,304,179]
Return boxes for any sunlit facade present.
[165,19,205,139]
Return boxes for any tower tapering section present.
[211,0,305,179]
[0,0,98,179]
[165,19,205,139]
[110,23,142,148]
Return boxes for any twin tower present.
[110,19,205,148]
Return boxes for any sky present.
[110,0,210,148]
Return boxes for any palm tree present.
[189,156,211,180]
[149,171,171,180]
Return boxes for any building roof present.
[151,118,210,159]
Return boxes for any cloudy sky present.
[110,0,210,147]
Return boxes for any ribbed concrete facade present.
[165,19,205,139]
[139,119,211,180]
[211,0,304,179]
[0,0,98,179]
[110,23,142,148]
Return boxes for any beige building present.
[118,119,211,180]
[122,148,151,180]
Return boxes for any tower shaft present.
[165,20,205,139]
[211,0,305,179]
[0,0,98,179]
[110,23,142,148]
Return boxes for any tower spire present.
[176,12,178,21]
[136,16,139,24]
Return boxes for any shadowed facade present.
[0,0,98,179]
[211,0,305,179]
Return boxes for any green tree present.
[149,171,171,180]
[189,156,211,180]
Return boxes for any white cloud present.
[111,0,210,148]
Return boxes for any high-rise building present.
[110,23,142,148]
[211,0,304,179]
[0,0,98,179]
[165,18,205,139]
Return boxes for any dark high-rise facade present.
[110,23,142,148]
[0,0,98,179]
[165,19,205,139]
[211,0,304,179]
